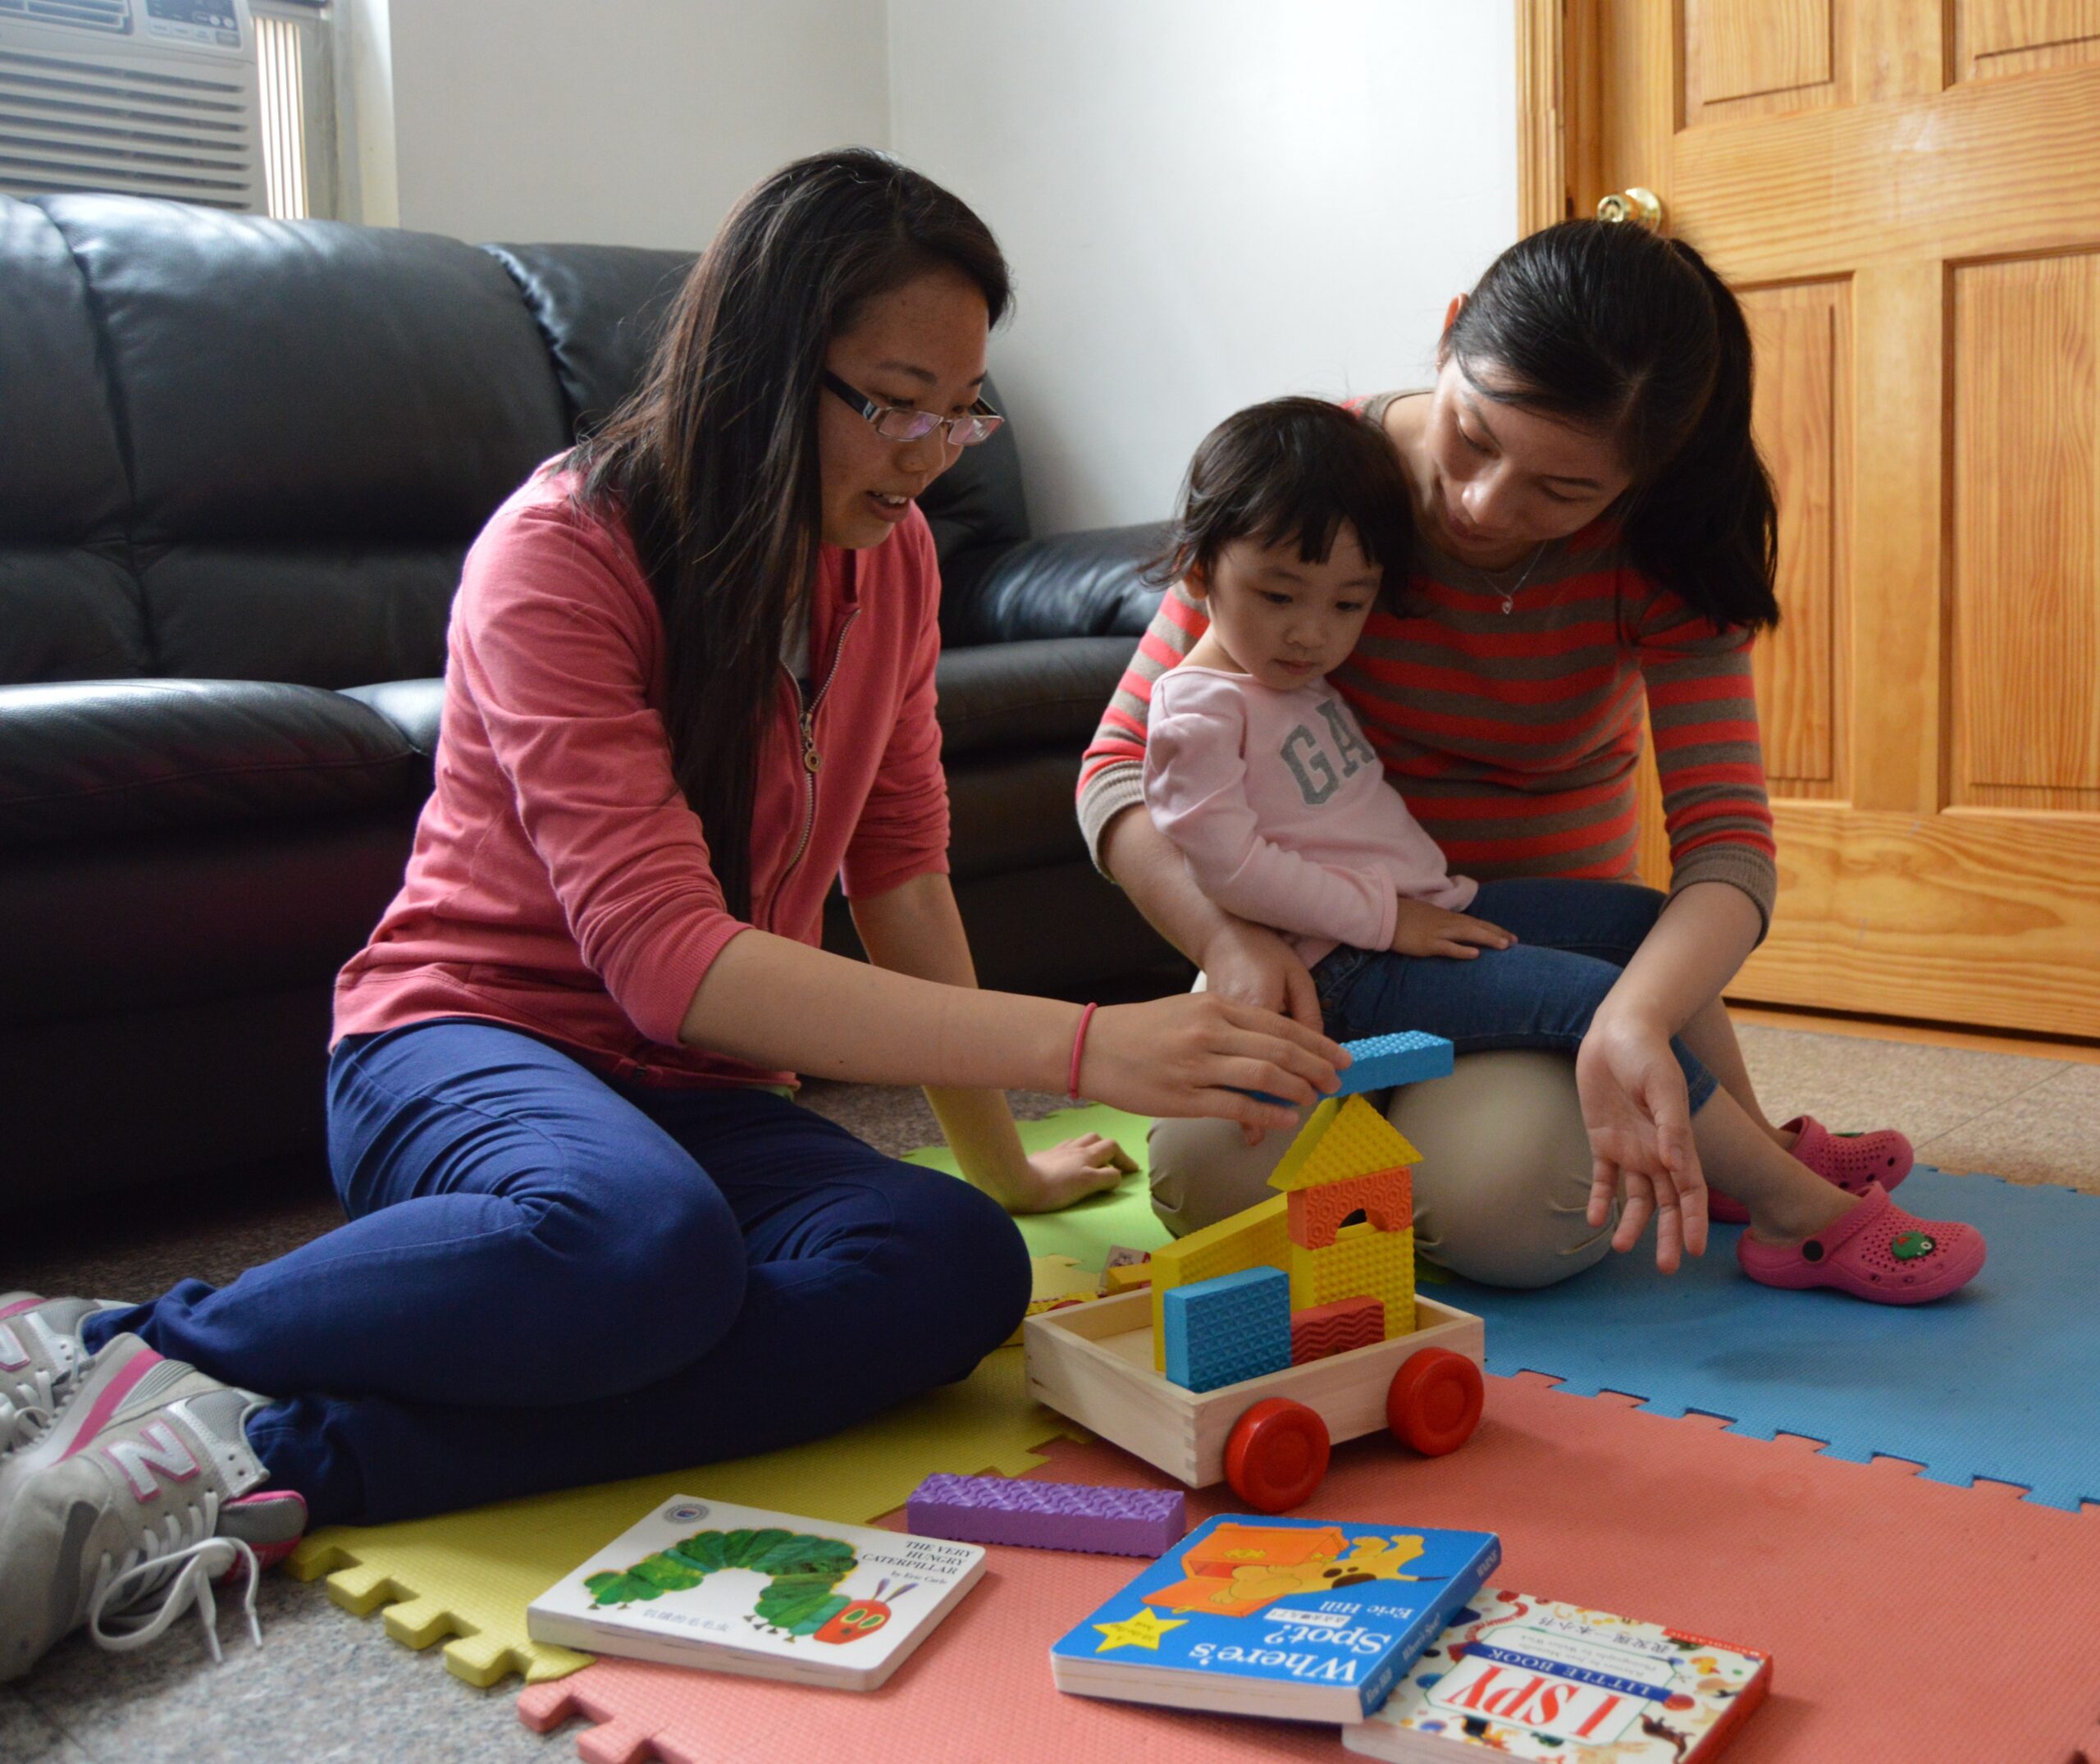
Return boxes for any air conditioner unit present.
[0,0,265,213]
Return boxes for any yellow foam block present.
[1288,1222,1416,1337]
[1264,1098,1342,1190]
[1268,1095,1422,1192]
[286,1344,1083,1688]
[1148,1195,1290,1370]
[1102,1261,1153,1295]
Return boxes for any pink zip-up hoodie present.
[1143,665,1476,969]
[331,464,950,1090]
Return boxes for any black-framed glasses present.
[822,370,1004,447]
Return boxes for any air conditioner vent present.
[0,0,264,209]
[0,0,132,36]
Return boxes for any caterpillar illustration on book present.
[1143,1523,1429,1618]
[584,1525,918,1645]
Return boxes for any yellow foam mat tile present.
[286,1343,1085,1689]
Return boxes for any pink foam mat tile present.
[518,1371,2100,1764]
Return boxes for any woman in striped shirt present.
[1080,221,1984,1304]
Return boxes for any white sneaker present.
[0,1333,305,1682]
[0,1294,130,1453]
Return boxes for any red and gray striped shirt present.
[1077,427,1778,930]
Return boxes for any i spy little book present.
[527,1495,985,1691]
[1342,1588,1772,1761]
[1050,1512,1500,1722]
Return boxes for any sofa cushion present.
[945,521,1171,646]
[934,635,1134,761]
[340,677,444,756]
[0,198,128,546]
[0,679,424,848]
[39,194,571,548]
[485,243,692,436]
[0,551,152,686]
[140,545,466,688]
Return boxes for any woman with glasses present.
[0,150,1346,1680]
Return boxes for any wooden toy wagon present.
[1025,1036,1486,1514]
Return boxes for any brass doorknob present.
[1596,187,1664,229]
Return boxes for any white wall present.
[889,1,1518,532]
[386,0,889,250]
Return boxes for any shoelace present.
[0,1366,60,1452]
[84,1493,263,1664]
[1,1400,54,1453]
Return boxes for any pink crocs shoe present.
[1737,1182,1985,1304]
[1709,1115,1915,1224]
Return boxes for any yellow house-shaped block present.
[1148,1094,1424,1369]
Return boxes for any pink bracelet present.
[1066,1002,1099,1103]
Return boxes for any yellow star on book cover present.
[1092,1606,1187,1653]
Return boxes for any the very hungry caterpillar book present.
[1342,1588,1771,1760]
[1050,1512,1500,1722]
[527,1495,985,1690]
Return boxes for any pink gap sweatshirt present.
[1143,665,1477,969]
[331,464,950,1090]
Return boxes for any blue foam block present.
[1234,1030,1456,1108]
[1162,1266,1291,1392]
[1445,1167,2100,1511]
[1333,1031,1455,1098]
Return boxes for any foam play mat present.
[287,1343,1083,1686]
[1446,1167,2100,1511]
[906,1102,1171,1271]
[518,1374,2100,1762]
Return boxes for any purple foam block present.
[906,1473,1187,1557]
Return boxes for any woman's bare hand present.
[1078,991,1343,1133]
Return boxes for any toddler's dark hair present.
[1148,397,1413,612]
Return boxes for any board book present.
[1050,1511,1500,1723]
[526,1494,985,1691]
[1342,1588,1771,1760]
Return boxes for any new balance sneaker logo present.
[102,1421,201,1501]
[0,1326,26,1373]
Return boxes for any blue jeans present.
[82,1020,1031,1527]
[1312,879,1718,1114]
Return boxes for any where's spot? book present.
[1051,1512,1500,1723]
[1342,1588,1772,1761]
[527,1495,985,1691]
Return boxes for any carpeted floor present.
[4,1022,2095,1762]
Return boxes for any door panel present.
[1579,1,2100,1035]
[1744,279,1849,801]
[1685,0,1847,121]
[1952,253,2100,809]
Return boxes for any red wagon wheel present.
[1225,1398,1331,1513]
[1386,1348,1483,1456]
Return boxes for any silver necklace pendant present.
[1490,542,1548,615]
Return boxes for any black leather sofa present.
[0,193,1185,1210]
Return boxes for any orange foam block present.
[1289,1295,1384,1364]
[1286,1166,1412,1250]
[518,1375,2100,1764]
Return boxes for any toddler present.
[1140,398,1984,1305]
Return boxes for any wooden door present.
[1554,0,2100,1038]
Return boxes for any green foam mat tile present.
[906,1102,1169,1272]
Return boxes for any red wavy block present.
[1290,1295,1384,1365]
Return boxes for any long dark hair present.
[1148,397,1415,614]
[1445,220,1780,631]
[569,149,1009,918]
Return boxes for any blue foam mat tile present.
[1443,1166,2100,1512]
